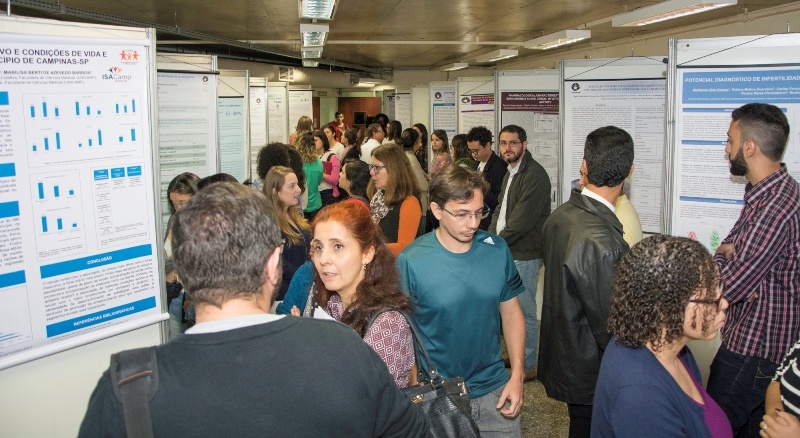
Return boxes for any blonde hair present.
[264,166,310,245]
[295,133,319,163]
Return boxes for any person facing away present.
[488,124,551,382]
[467,126,507,230]
[592,235,732,438]
[539,125,633,438]
[361,123,385,164]
[78,182,429,437]
[706,103,800,438]
[397,165,527,437]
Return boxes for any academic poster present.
[0,31,163,369]
[249,84,267,179]
[430,82,456,141]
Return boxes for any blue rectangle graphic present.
[46,296,157,338]
[0,163,16,177]
[0,91,8,105]
[93,169,109,180]
[127,166,142,177]
[111,168,125,178]
[0,270,25,288]
[0,201,20,219]
[680,196,744,205]
[40,244,152,279]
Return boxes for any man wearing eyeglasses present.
[398,165,527,437]
[488,124,551,384]
[539,126,633,438]
[467,126,508,230]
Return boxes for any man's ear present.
[264,246,282,288]
[744,139,758,158]
[430,202,443,221]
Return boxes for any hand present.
[495,377,524,418]
[290,306,301,317]
[761,411,800,438]
[716,243,735,260]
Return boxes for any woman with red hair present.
[307,202,414,388]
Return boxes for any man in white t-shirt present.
[360,123,385,163]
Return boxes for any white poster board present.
[430,82,457,140]
[288,88,312,135]
[249,78,268,180]
[394,88,412,129]
[457,77,495,138]
[562,58,667,233]
[217,70,249,183]
[497,69,560,211]
[0,17,164,370]
[667,34,800,250]
[267,82,289,143]
[383,89,396,121]
[156,54,218,228]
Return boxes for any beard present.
[729,144,748,176]
[503,149,523,165]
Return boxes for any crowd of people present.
[81,104,800,438]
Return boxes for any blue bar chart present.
[29,170,85,259]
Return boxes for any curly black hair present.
[608,234,719,352]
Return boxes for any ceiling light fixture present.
[475,49,518,63]
[440,62,469,72]
[301,46,324,59]
[299,0,338,21]
[302,60,319,67]
[524,30,591,50]
[612,0,737,27]
[300,23,329,46]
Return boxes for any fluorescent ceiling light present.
[475,49,518,63]
[359,78,389,85]
[612,0,737,27]
[301,46,324,59]
[300,23,329,46]
[299,0,338,20]
[440,62,468,72]
[354,82,375,87]
[302,60,319,67]
[524,30,591,50]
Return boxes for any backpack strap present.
[111,346,158,438]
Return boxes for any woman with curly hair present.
[368,143,422,256]
[306,202,414,388]
[592,235,731,438]
[296,132,323,221]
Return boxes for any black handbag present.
[365,309,480,438]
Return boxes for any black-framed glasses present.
[440,205,490,221]
[369,164,386,173]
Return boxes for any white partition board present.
[457,76,495,138]
[562,57,667,233]
[288,88,313,134]
[394,88,412,129]
[249,78,268,180]
[218,70,249,183]
[267,82,289,143]
[497,69,560,211]
[383,89,396,121]
[429,81,456,141]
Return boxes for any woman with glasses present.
[592,235,732,438]
[368,142,422,256]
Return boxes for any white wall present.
[0,324,162,437]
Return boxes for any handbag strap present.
[111,346,158,438]
[363,308,442,385]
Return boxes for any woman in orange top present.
[367,144,421,256]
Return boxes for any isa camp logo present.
[103,66,132,82]
[119,49,141,64]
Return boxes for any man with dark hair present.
[398,166,526,437]
[80,183,427,437]
[706,103,800,438]
[489,124,551,382]
[361,122,385,164]
[467,126,507,230]
[539,126,633,438]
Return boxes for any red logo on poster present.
[118,50,140,64]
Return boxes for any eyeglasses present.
[369,164,386,173]
[499,140,522,147]
[439,205,490,221]
[468,148,481,156]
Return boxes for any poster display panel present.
[394,88,411,129]
[430,82,456,141]
[288,89,312,134]
[249,83,267,179]
[267,82,288,143]
[383,89,396,121]
[562,59,666,233]
[0,28,163,369]
[457,77,495,137]
[217,96,246,182]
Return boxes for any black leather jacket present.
[538,189,628,405]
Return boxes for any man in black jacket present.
[468,126,507,230]
[539,126,633,438]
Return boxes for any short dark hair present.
[256,143,290,180]
[197,173,238,191]
[335,111,343,117]
[429,165,488,207]
[172,182,282,307]
[343,127,358,146]
[399,127,419,151]
[342,159,370,198]
[731,103,790,161]
[373,113,389,130]
[413,123,429,149]
[365,123,383,141]
[499,125,527,142]
[167,172,200,214]
[466,126,493,147]
[584,126,634,187]
[608,235,719,352]
[313,129,331,152]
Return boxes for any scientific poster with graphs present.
[456,77,495,137]
[0,22,164,369]
[667,34,800,252]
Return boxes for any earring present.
[362,263,367,270]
